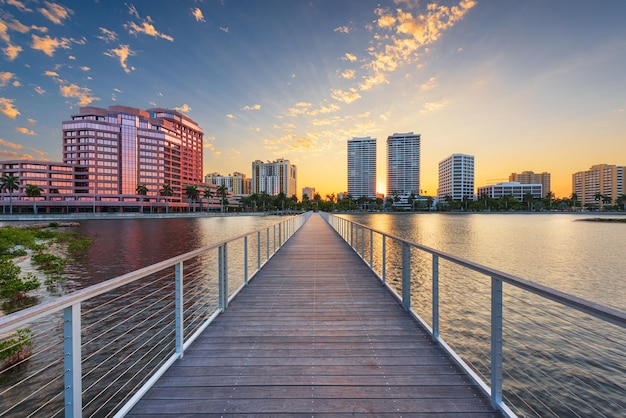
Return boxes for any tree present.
[185,185,200,212]
[136,184,148,213]
[203,188,213,211]
[618,194,626,211]
[216,185,228,213]
[0,174,19,214]
[544,191,555,210]
[25,184,42,214]
[594,192,603,210]
[160,184,173,213]
[571,193,579,211]
[523,193,535,211]
[602,194,612,208]
[0,258,40,301]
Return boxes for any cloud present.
[343,53,357,62]
[31,34,70,56]
[3,44,23,61]
[15,127,36,135]
[104,44,135,73]
[263,134,320,152]
[219,26,229,33]
[0,71,15,87]
[0,138,23,150]
[419,76,437,91]
[39,1,72,25]
[127,4,140,19]
[203,136,221,156]
[6,0,33,13]
[44,70,59,78]
[80,66,90,71]
[0,97,20,119]
[59,83,100,106]
[0,149,34,160]
[340,69,356,79]
[330,88,361,104]
[288,102,312,116]
[125,20,173,41]
[28,148,48,159]
[113,88,123,93]
[192,8,205,22]
[226,113,235,119]
[307,103,341,116]
[241,104,261,111]
[174,103,191,112]
[97,27,118,43]
[334,26,349,34]
[28,118,36,125]
[419,99,448,114]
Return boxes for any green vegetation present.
[0,329,34,371]
[0,259,40,300]
[0,225,91,304]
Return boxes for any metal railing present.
[0,213,311,417]
[323,213,626,418]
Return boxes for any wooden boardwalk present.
[127,214,504,417]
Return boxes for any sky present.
[1,0,625,199]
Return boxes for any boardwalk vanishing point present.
[127,214,505,417]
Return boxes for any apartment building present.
[572,164,624,208]
[509,171,551,197]
[205,172,251,195]
[347,137,377,199]
[386,132,420,196]
[438,154,475,201]
[477,182,543,200]
[251,159,297,197]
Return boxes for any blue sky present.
[1,0,625,198]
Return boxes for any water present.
[338,212,626,417]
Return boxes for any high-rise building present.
[205,172,251,195]
[62,105,203,203]
[438,154,475,201]
[572,164,624,208]
[302,187,316,200]
[386,132,420,196]
[510,171,551,196]
[347,136,377,199]
[251,159,297,197]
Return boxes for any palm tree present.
[136,184,148,213]
[0,174,19,214]
[203,188,213,212]
[160,184,173,213]
[523,193,535,211]
[185,185,200,212]
[571,192,578,211]
[25,184,43,214]
[618,194,626,211]
[216,185,228,213]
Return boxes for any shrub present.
[32,253,67,274]
[0,329,34,370]
[0,259,40,300]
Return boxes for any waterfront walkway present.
[126,214,503,417]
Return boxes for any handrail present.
[322,212,626,418]
[0,212,311,418]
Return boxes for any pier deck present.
[127,214,503,417]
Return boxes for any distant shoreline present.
[576,217,626,223]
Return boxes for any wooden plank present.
[126,214,504,417]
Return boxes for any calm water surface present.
[341,213,626,310]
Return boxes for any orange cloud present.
[31,34,70,56]
[7,0,33,12]
[15,127,36,136]
[0,97,20,119]
[192,8,205,22]
[174,104,191,113]
[3,44,22,61]
[59,84,100,106]
[330,88,361,104]
[104,44,135,73]
[242,104,261,111]
[0,72,15,87]
[340,69,356,80]
[0,138,23,150]
[0,149,33,160]
[97,27,117,43]
[125,20,173,42]
[39,1,72,25]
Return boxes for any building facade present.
[205,172,251,195]
[302,187,315,200]
[477,182,543,200]
[62,105,204,204]
[438,154,475,201]
[386,132,420,196]
[347,137,377,199]
[251,159,297,197]
[509,171,551,196]
[572,164,624,208]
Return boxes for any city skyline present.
[1,0,625,198]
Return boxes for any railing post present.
[64,304,82,418]
[361,227,365,259]
[175,261,183,356]
[432,254,439,341]
[266,228,270,260]
[273,224,276,254]
[350,223,354,248]
[491,276,503,408]
[402,242,411,311]
[218,244,229,311]
[369,229,373,268]
[279,223,282,247]
[244,236,248,284]
[257,231,261,270]
[382,235,386,284]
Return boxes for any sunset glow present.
[1,0,625,198]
